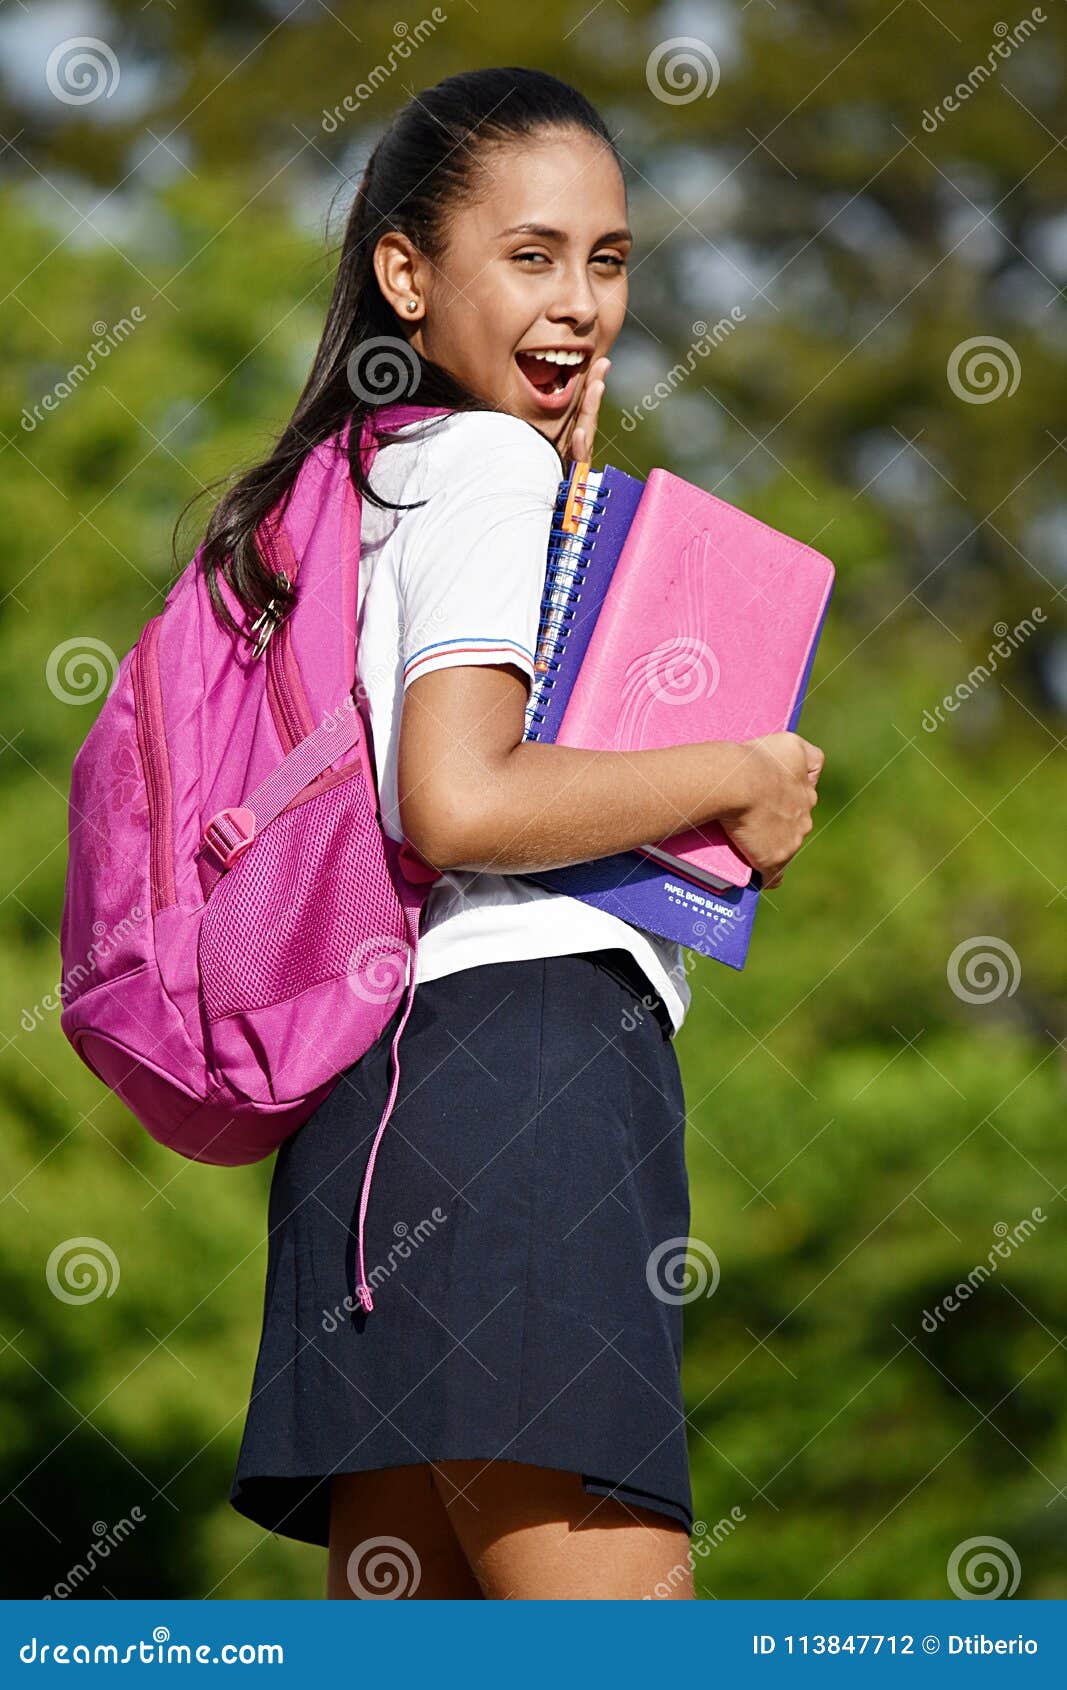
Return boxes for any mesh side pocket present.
[198,771,406,1024]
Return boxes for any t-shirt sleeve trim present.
[403,635,536,689]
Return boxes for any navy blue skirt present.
[229,946,693,1546]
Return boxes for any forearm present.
[441,738,750,875]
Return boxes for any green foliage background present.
[1,0,1064,1599]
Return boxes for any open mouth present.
[514,348,591,411]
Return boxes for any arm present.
[391,410,821,884]
[398,660,752,875]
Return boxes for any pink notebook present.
[553,468,836,890]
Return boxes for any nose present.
[545,258,598,333]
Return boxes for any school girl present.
[208,67,821,1599]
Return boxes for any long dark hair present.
[187,66,619,642]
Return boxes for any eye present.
[513,250,627,269]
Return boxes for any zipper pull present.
[249,571,291,660]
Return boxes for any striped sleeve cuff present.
[402,636,537,690]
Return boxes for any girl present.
[214,67,821,1600]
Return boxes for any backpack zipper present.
[256,516,314,755]
[131,614,177,912]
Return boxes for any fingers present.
[570,399,599,462]
[569,356,611,464]
[797,735,825,779]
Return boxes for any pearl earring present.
[406,300,418,313]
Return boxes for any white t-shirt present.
[355,408,692,1037]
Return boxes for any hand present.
[564,355,611,464]
[717,732,824,892]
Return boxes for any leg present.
[327,1463,484,1599]
[431,1458,695,1599]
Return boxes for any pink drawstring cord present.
[354,916,421,1314]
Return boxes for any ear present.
[373,231,424,321]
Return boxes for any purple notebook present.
[521,462,830,970]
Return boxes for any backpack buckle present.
[202,806,256,868]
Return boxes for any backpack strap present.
[371,401,452,433]
[200,402,453,887]
[199,698,365,884]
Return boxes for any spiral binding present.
[524,467,611,740]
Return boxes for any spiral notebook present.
[520,460,835,969]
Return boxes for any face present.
[383,131,629,455]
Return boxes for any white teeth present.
[524,349,586,365]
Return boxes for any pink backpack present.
[59,401,452,1313]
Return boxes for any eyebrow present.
[497,222,633,244]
